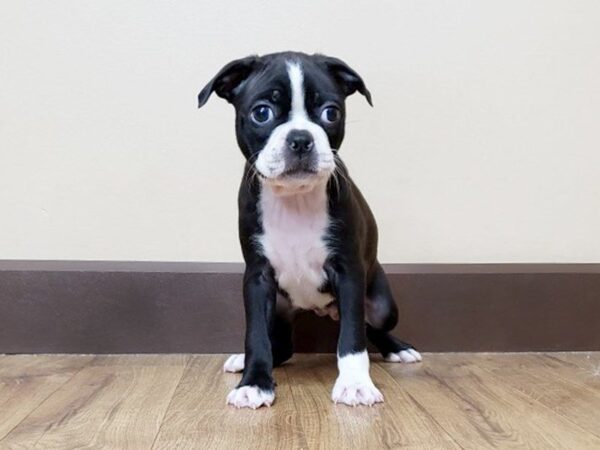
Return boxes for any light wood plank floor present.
[1,353,599,449]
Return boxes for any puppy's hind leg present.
[224,297,294,373]
[366,263,422,363]
[271,299,294,367]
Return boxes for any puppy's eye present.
[251,105,274,125]
[320,106,341,124]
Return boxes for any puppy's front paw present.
[384,348,422,364]
[223,354,245,373]
[226,385,274,409]
[331,378,384,407]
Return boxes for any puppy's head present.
[198,52,371,194]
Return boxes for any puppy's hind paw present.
[384,348,422,364]
[223,354,245,373]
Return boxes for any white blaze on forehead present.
[287,62,308,120]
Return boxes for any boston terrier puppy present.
[198,52,421,409]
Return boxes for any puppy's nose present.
[286,130,314,155]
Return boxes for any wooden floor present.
[1,353,599,449]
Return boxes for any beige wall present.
[1,1,599,263]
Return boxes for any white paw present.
[332,378,384,406]
[223,354,245,373]
[385,348,423,363]
[226,385,274,409]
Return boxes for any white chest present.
[258,183,333,310]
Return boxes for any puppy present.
[198,52,421,409]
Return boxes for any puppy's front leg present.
[226,265,276,409]
[330,265,384,406]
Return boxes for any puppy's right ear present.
[198,56,260,108]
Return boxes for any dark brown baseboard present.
[1,261,599,353]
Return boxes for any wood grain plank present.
[546,352,600,383]
[383,354,600,449]
[283,354,380,449]
[2,353,600,449]
[284,354,460,449]
[0,355,93,441]
[152,355,307,450]
[381,357,498,449]
[470,353,600,438]
[0,355,187,449]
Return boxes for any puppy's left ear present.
[317,55,373,106]
[198,55,260,108]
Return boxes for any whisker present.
[332,169,341,199]
[333,154,351,188]
[244,153,262,190]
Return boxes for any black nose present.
[286,130,314,155]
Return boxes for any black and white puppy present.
[198,52,421,409]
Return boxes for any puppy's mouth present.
[254,168,319,182]
[280,168,319,178]
[261,167,330,195]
